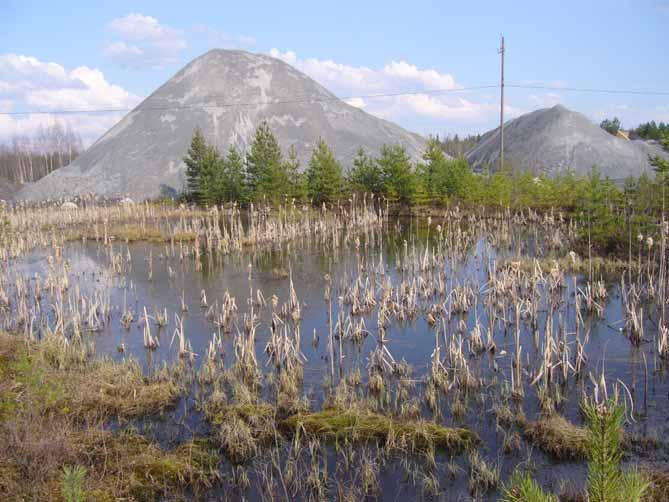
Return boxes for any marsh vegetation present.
[1,197,668,500]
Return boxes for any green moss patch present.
[282,409,479,453]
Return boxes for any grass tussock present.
[0,333,217,500]
[3,333,180,420]
[76,429,219,500]
[282,409,479,453]
[63,360,180,418]
[521,414,588,460]
[1,425,219,500]
[204,395,278,464]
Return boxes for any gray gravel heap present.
[17,49,426,201]
[466,104,667,181]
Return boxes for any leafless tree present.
[0,121,83,183]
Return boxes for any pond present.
[2,210,667,500]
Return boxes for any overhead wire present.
[3,82,667,116]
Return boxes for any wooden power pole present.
[499,35,505,172]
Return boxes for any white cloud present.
[269,48,460,95]
[104,13,187,69]
[0,54,86,94]
[268,48,506,129]
[382,61,458,90]
[0,53,141,144]
[345,97,366,109]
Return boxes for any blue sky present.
[1,0,668,143]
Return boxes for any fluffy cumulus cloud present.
[0,53,141,144]
[104,13,187,69]
[268,48,518,132]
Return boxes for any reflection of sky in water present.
[4,223,669,499]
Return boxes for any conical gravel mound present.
[18,49,427,201]
[466,104,666,180]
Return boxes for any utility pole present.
[499,35,505,172]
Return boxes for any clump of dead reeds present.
[468,450,500,495]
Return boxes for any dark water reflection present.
[5,218,669,500]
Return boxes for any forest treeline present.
[600,116,669,141]
[0,122,83,183]
[184,121,669,253]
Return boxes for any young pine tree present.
[245,121,289,202]
[502,399,648,502]
[183,127,208,203]
[306,138,345,205]
[221,146,248,204]
[421,138,448,199]
[649,130,669,217]
[199,144,223,205]
[420,138,475,202]
[377,144,415,205]
[285,144,307,201]
[578,168,620,254]
[347,148,384,196]
[583,399,649,502]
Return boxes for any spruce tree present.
[306,138,344,205]
[183,127,208,203]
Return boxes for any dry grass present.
[9,334,181,420]
[65,224,196,243]
[77,429,219,500]
[62,360,180,418]
[521,414,588,460]
[1,423,218,500]
[0,332,215,500]
[500,255,628,275]
[206,402,277,464]
[642,467,669,502]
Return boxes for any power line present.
[2,82,668,117]
[0,85,499,116]
[506,84,669,96]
